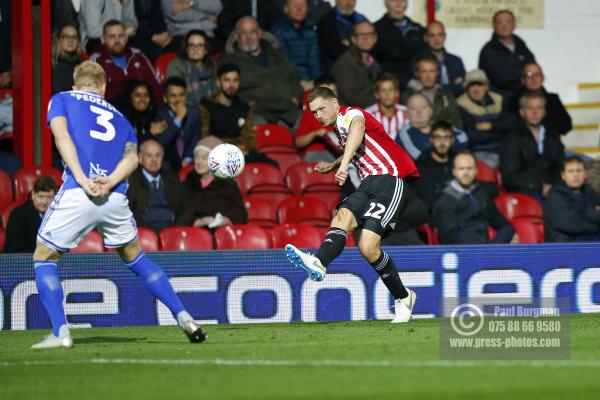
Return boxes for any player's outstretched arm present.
[94,141,138,196]
[335,117,365,185]
[50,116,98,196]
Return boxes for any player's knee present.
[358,238,380,262]
[332,208,356,232]
[32,241,60,262]
[118,239,143,263]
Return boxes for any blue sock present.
[34,261,67,337]
[126,252,186,319]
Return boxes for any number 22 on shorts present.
[364,202,386,219]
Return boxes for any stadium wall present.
[1,244,599,331]
[347,0,600,103]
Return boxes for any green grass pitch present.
[1,314,600,400]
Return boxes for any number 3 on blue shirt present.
[90,105,115,141]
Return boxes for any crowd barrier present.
[1,244,599,330]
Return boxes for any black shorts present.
[338,174,408,236]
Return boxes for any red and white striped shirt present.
[334,107,419,181]
[364,103,409,141]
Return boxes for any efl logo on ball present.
[208,144,245,179]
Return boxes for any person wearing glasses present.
[52,22,85,94]
[330,20,382,108]
[166,29,217,108]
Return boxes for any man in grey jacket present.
[161,0,222,38]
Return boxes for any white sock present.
[176,311,193,329]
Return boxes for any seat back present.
[159,227,213,251]
[0,170,13,209]
[236,163,288,196]
[244,197,277,228]
[0,229,5,252]
[138,227,159,251]
[277,196,331,227]
[285,162,339,195]
[264,151,301,175]
[1,200,25,229]
[154,52,176,82]
[71,230,104,253]
[476,160,497,185]
[215,225,271,249]
[511,219,542,243]
[13,166,63,201]
[494,193,543,221]
[254,124,294,152]
[178,164,194,182]
[271,224,323,248]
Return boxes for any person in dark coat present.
[52,22,85,94]
[182,139,247,228]
[373,0,425,89]
[500,92,564,201]
[544,157,600,242]
[127,140,187,233]
[217,0,282,50]
[505,62,572,136]
[4,177,57,253]
[130,0,178,61]
[153,76,202,172]
[478,9,535,99]
[433,150,517,244]
[120,80,166,142]
[316,0,366,70]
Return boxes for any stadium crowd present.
[3,0,599,253]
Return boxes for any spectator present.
[544,157,600,242]
[505,62,572,136]
[374,0,425,89]
[127,140,188,232]
[500,92,564,200]
[161,0,222,41]
[479,9,535,99]
[120,80,167,142]
[52,22,84,94]
[0,0,11,87]
[317,0,366,70]
[365,73,409,141]
[433,150,517,244]
[220,16,303,126]
[217,0,282,48]
[271,0,322,85]
[90,20,163,103]
[295,75,342,162]
[403,56,463,129]
[52,0,77,32]
[275,0,331,21]
[154,76,201,172]
[415,121,455,211]
[182,138,248,228]
[79,0,138,53]
[130,0,178,61]
[199,63,278,167]
[421,20,465,97]
[4,177,57,253]
[457,69,515,169]
[166,29,217,108]
[397,93,468,160]
[330,20,382,109]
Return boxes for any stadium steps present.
[563,83,600,156]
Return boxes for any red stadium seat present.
[154,52,176,82]
[214,225,271,249]
[0,229,5,252]
[278,196,331,227]
[264,151,302,175]
[285,162,340,210]
[13,166,63,201]
[494,193,542,222]
[0,88,11,100]
[236,163,290,205]
[178,164,194,182]
[416,224,434,245]
[271,224,323,248]
[0,169,13,210]
[254,124,294,152]
[159,226,213,251]
[137,227,159,251]
[476,160,497,185]
[511,219,542,243]
[2,199,25,229]
[244,197,277,228]
[71,230,104,253]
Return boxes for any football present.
[208,143,245,179]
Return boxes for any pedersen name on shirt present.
[69,92,119,114]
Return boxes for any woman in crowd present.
[120,80,167,142]
[52,22,84,94]
[182,137,247,228]
[166,29,217,108]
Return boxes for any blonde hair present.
[73,61,107,89]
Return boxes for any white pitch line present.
[1,358,600,368]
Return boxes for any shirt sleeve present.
[338,108,365,134]
[46,94,68,127]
